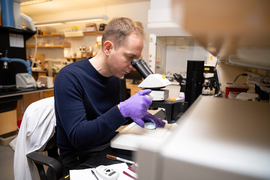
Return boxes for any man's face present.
[107,33,143,78]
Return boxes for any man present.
[54,17,165,172]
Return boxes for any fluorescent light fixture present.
[35,23,64,27]
[21,0,53,6]
[65,19,106,24]
[34,15,109,27]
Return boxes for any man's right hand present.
[119,89,152,118]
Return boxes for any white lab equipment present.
[132,59,171,101]
[16,73,36,88]
[138,74,171,89]
[20,13,36,31]
[37,76,54,88]
[136,96,270,180]
[96,165,119,180]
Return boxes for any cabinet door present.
[126,84,142,96]
[44,90,54,98]
[0,110,17,136]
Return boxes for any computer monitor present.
[124,70,142,84]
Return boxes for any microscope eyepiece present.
[140,59,154,75]
[131,59,152,79]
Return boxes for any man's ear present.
[103,40,113,56]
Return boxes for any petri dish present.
[144,122,156,130]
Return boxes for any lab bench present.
[0,86,53,99]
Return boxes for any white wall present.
[148,0,189,36]
[28,2,151,61]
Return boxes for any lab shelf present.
[83,31,103,36]
[30,31,103,37]
[64,57,85,60]
[26,42,71,48]
[31,34,64,38]
[37,34,63,37]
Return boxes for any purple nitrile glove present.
[132,112,166,128]
[119,89,152,118]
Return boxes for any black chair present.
[26,130,64,180]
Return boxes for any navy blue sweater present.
[54,58,127,157]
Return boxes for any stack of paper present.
[70,163,136,180]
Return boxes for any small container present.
[1,0,15,27]
[38,30,43,35]
[85,23,97,32]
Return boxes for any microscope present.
[131,59,188,124]
[202,64,220,96]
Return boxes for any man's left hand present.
[132,112,165,128]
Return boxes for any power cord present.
[234,73,248,83]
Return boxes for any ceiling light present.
[65,19,106,24]
[34,15,109,27]
[35,23,64,27]
[21,0,53,6]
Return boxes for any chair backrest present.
[44,128,60,161]
[27,129,63,180]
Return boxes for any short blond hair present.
[102,17,145,50]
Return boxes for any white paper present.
[70,163,134,180]
[70,168,94,180]
[9,33,24,48]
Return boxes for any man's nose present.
[130,66,136,71]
